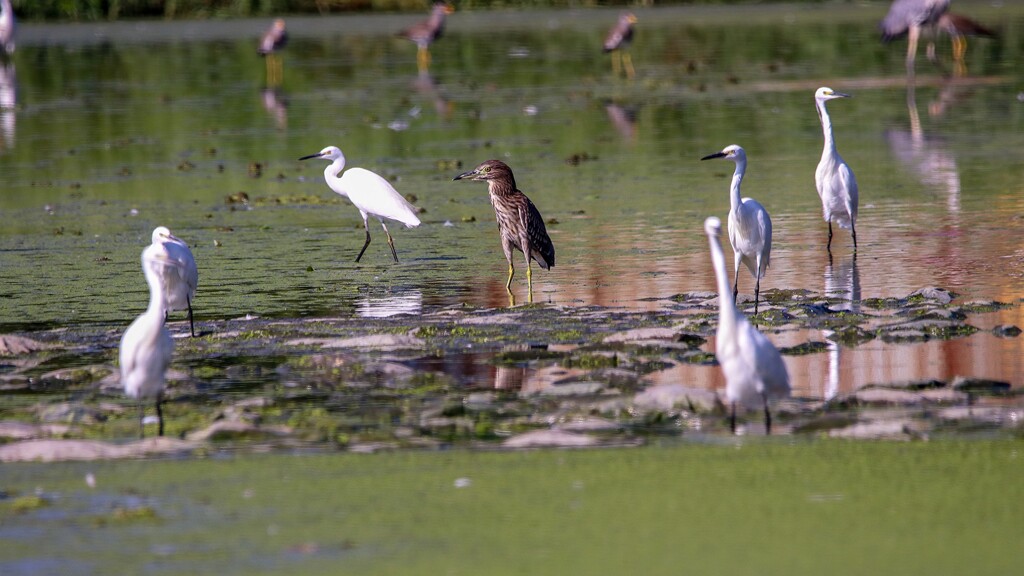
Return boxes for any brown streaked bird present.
[604,12,637,79]
[937,12,996,75]
[258,19,288,86]
[453,160,555,301]
[398,2,454,72]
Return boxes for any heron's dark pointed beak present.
[701,152,727,161]
[835,92,852,98]
[298,152,324,161]
[453,168,477,181]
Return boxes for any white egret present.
[120,244,176,437]
[0,0,14,56]
[299,146,421,263]
[814,87,859,254]
[701,144,773,314]
[880,0,950,75]
[150,226,199,337]
[704,216,790,434]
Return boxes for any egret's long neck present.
[142,260,168,319]
[729,159,745,212]
[324,158,347,197]
[816,99,836,159]
[708,232,737,329]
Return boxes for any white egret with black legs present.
[120,244,176,437]
[701,144,773,314]
[814,87,859,254]
[704,216,790,434]
[299,146,421,263]
[150,226,199,337]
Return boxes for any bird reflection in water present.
[356,289,423,319]
[822,255,860,400]
[0,59,13,151]
[261,87,288,130]
[603,101,638,143]
[412,70,454,121]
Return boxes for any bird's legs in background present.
[763,393,772,435]
[186,296,195,337]
[905,25,920,76]
[138,403,146,439]
[505,262,515,295]
[417,46,430,73]
[266,54,283,87]
[355,220,373,263]
[610,51,622,76]
[156,397,164,437]
[622,51,635,80]
[380,221,400,263]
[732,255,741,303]
[729,402,737,434]
[951,36,967,76]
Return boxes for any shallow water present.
[1,5,1023,388]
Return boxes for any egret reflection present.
[822,255,860,400]
[0,60,14,151]
[356,289,423,318]
[261,87,288,130]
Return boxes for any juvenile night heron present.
[0,0,14,57]
[704,216,790,434]
[604,12,637,79]
[258,18,288,86]
[120,242,177,437]
[813,87,859,254]
[701,145,773,314]
[398,2,454,72]
[880,0,950,75]
[299,146,421,263]
[149,226,199,337]
[453,160,555,300]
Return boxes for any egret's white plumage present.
[704,216,790,434]
[0,0,14,56]
[814,87,859,253]
[120,244,176,437]
[299,146,421,263]
[701,144,773,314]
[150,226,199,337]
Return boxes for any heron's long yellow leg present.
[526,264,534,303]
[623,52,635,80]
[417,47,430,72]
[505,263,514,295]
[906,26,920,76]
[611,51,621,76]
[952,35,967,62]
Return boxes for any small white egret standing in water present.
[814,87,859,254]
[150,226,199,337]
[704,216,790,434]
[120,244,176,437]
[299,146,421,263]
[701,144,773,314]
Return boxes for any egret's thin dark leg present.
[187,296,195,337]
[763,393,772,435]
[156,398,164,437]
[138,403,145,439]
[827,221,833,252]
[730,401,737,434]
[355,221,372,263]
[381,222,399,263]
[754,275,761,315]
[851,222,857,252]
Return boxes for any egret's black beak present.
[835,92,852,98]
[453,169,477,181]
[701,152,728,161]
[298,152,324,161]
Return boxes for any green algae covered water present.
[2,440,1023,574]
